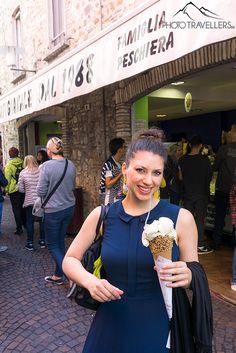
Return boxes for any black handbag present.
[68,204,109,310]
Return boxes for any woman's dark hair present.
[9,147,19,158]
[37,149,49,164]
[109,137,125,155]
[125,128,167,165]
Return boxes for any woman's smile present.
[122,150,164,201]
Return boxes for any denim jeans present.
[44,206,74,277]
[25,205,45,244]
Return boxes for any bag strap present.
[42,159,68,208]
[95,204,109,241]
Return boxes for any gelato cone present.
[149,235,173,261]
[142,217,177,261]
[142,217,177,323]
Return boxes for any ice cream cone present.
[149,235,173,261]
[141,217,176,348]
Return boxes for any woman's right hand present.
[86,277,124,303]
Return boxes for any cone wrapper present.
[149,235,173,349]
[148,235,174,320]
[156,256,172,349]
[155,256,172,319]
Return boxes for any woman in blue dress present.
[63,128,198,353]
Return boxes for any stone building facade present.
[0,0,236,216]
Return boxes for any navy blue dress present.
[82,200,180,353]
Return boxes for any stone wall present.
[64,84,120,215]
[0,0,144,95]
[0,120,20,165]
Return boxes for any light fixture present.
[170,81,185,86]
[10,67,36,73]
[184,92,192,112]
[156,114,167,118]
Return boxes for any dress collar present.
[117,199,163,223]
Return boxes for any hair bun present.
[138,128,165,142]
[47,137,63,154]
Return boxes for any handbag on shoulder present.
[67,204,109,310]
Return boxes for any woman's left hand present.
[158,261,192,289]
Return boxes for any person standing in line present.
[168,143,183,205]
[63,128,212,353]
[37,137,76,285]
[229,166,236,291]
[0,149,3,171]
[18,155,45,251]
[179,135,213,254]
[0,168,8,252]
[4,147,24,235]
[36,149,49,165]
[0,168,8,235]
[99,137,126,205]
[213,129,236,250]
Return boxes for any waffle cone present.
[149,235,173,261]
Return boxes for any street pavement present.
[0,198,236,353]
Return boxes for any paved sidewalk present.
[0,198,235,353]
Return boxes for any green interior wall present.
[39,122,62,145]
[134,96,148,127]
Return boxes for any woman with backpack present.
[4,147,25,235]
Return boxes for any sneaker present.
[45,276,63,285]
[0,245,8,252]
[39,240,46,249]
[231,284,236,291]
[25,243,34,251]
[198,246,213,254]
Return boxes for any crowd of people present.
[0,126,235,351]
[0,139,76,287]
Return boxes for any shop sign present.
[0,0,235,122]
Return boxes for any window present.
[49,0,65,47]
[12,7,23,69]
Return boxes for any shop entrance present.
[20,114,62,157]
[131,62,236,238]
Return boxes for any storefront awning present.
[0,0,235,122]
